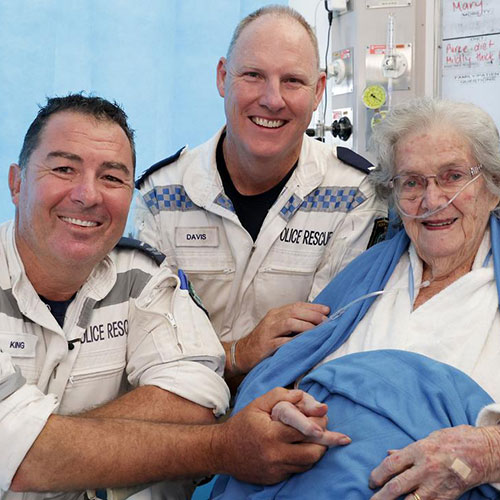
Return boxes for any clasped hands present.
[271,391,351,447]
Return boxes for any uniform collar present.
[183,129,329,209]
[183,127,226,209]
[292,135,331,198]
[3,221,117,324]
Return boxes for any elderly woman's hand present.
[368,425,500,499]
[271,392,351,447]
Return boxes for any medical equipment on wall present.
[307,107,353,147]
[362,13,411,149]
[382,13,408,109]
[325,0,349,16]
[331,48,354,96]
[309,0,415,156]
[361,84,387,109]
[363,14,411,113]
[308,1,353,144]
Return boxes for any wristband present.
[230,339,240,374]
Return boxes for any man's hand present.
[212,388,348,485]
[368,425,500,500]
[227,302,329,376]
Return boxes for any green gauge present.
[362,84,387,110]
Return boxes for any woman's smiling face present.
[395,125,499,276]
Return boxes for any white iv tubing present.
[326,278,431,323]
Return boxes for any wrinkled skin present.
[368,425,500,499]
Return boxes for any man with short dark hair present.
[135,6,387,385]
[0,94,348,500]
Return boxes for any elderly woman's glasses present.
[390,165,482,201]
[390,165,483,219]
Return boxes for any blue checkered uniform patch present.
[280,187,366,222]
[214,193,235,213]
[142,185,197,215]
[280,194,304,222]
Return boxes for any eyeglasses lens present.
[394,167,480,202]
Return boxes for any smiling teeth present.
[61,216,98,227]
[425,220,453,227]
[252,117,284,128]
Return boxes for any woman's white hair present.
[369,98,500,206]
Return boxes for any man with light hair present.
[136,5,386,386]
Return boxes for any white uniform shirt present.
[322,229,500,401]
[0,221,229,499]
[135,130,387,341]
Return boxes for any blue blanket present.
[212,351,496,499]
[212,215,500,499]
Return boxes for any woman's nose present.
[420,177,447,209]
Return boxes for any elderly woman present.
[212,99,500,500]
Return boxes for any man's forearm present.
[83,385,215,424]
[11,413,220,492]
[11,386,217,492]
[11,388,334,492]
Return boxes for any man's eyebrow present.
[101,162,133,177]
[46,152,131,176]
[282,71,313,82]
[46,151,82,162]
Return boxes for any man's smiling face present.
[216,13,325,166]
[10,111,134,273]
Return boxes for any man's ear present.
[9,164,22,207]
[313,71,327,111]
[216,57,228,98]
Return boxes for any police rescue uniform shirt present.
[0,221,230,498]
[216,132,296,242]
[135,128,387,341]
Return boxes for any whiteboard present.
[440,0,500,130]
[443,0,500,38]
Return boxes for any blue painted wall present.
[0,0,286,226]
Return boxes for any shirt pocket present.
[173,248,235,276]
[60,342,127,413]
[173,249,235,331]
[254,247,321,314]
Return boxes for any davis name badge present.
[175,227,219,247]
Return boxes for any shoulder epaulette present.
[135,146,186,189]
[115,237,166,265]
[336,146,373,175]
